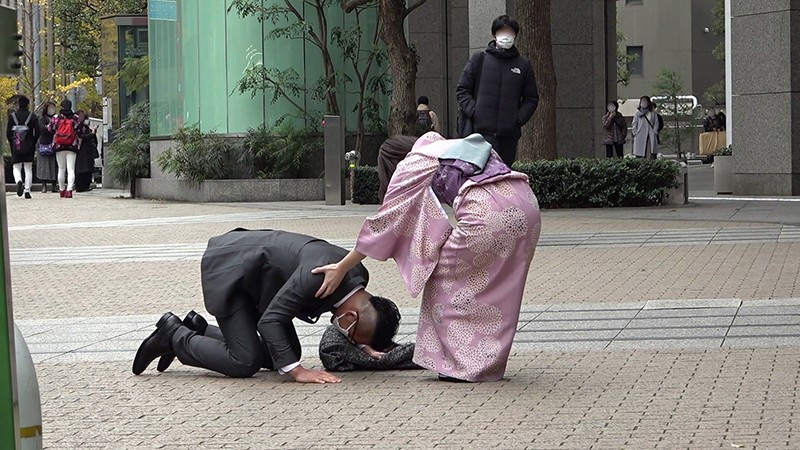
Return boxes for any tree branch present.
[342,0,371,13]
[404,0,428,18]
[283,0,324,51]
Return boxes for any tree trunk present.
[380,0,417,136]
[322,51,340,115]
[516,0,557,160]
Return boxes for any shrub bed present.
[352,158,680,208]
[352,166,381,205]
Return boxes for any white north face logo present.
[511,67,521,74]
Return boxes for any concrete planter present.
[135,178,324,202]
[713,155,734,194]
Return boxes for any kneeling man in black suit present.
[132,229,401,384]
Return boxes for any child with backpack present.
[48,99,80,198]
[415,96,441,137]
[5,95,40,199]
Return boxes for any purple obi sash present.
[431,153,511,207]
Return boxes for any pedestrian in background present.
[75,111,98,192]
[49,99,80,198]
[376,135,418,202]
[6,95,39,199]
[36,101,58,193]
[602,100,627,158]
[632,95,659,159]
[704,108,724,132]
[415,96,441,136]
[456,14,539,166]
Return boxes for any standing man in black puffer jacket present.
[456,15,539,166]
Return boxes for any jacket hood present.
[485,41,520,58]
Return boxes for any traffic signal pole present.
[0,107,21,449]
[2,6,24,449]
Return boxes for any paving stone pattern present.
[4,191,800,449]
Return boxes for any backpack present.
[54,116,77,147]
[10,112,32,153]
[415,110,434,137]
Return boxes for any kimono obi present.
[431,153,511,207]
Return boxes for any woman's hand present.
[311,263,347,298]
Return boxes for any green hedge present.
[352,158,680,208]
[352,166,381,205]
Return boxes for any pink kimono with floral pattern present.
[355,133,541,381]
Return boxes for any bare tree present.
[515,0,557,160]
[343,0,428,135]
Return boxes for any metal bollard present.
[323,115,345,206]
[663,162,689,206]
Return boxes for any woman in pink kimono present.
[313,132,541,382]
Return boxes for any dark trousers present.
[171,297,300,378]
[75,172,92,192]
[605,144,624,158]
[481,134,521,167]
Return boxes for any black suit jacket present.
[200,229,369,369]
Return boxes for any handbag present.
[457,52,486,138]
[38,143,54,156]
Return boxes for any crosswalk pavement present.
[7,209,367,232]
[8,226,800,266]
[17,298,800,364]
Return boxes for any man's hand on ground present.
[361,345,386,360]
[289,365,342,384]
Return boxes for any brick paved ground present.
[34,349,800,449]
[5,190,800,449]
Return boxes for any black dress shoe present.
[438,374,472,383]
[16,181,23,197]
[132,313,184,375]
[156,310,209,372]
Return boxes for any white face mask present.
[332,313,357,343]
[47,107,55,115]
[496,34,515,50]
[640,102,650,110]
[607,104,615,113]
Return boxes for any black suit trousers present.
[171,295,301,378]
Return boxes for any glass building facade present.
[148,0,387,138]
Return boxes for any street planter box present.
[135,178,324,202]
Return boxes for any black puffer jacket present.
[456,42,539,137]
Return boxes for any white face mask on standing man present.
[495,33,516,50]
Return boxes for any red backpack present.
[53,116,76,147]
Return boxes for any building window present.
[627,46,643,76]
[626,0,643,5]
